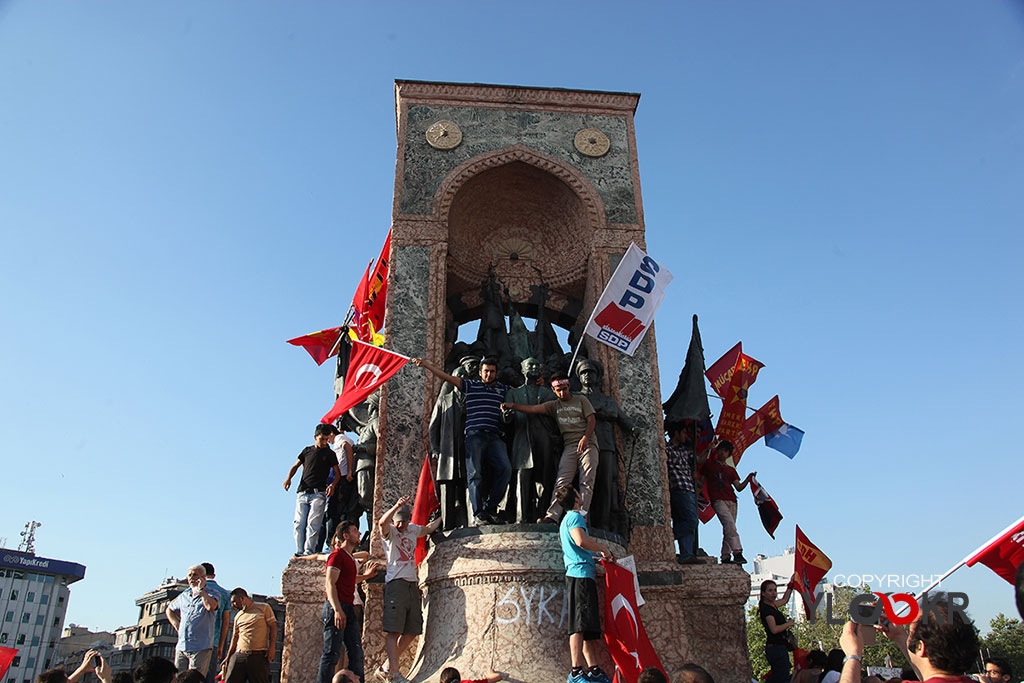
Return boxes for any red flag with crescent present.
[964,514,1024,584]
[602,559,664,683]
[321,341,409,423]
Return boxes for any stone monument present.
[280,81,752,683]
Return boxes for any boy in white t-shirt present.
[374,495,440,683]
[318,430,357,552]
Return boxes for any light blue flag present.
[764,423,804,459]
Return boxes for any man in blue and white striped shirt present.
[412,355,512,526]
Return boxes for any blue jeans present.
[670,488,698,559]
[765,644,791,683]
[293,492,326,555]
[464,430,511,518]
[318,601,362,683]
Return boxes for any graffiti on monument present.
[494,584,569,629]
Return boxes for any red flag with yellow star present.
[714,349,764,445]
[286,326,345,366]
[731,395,785,465]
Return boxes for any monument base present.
[281,527,752,683]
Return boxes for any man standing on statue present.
[412,356,512,526]
[503,372,599,524]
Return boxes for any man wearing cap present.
[412,355,512,526]
[375,495,441,683]
[503,371,599,523]
[283,423,343,556]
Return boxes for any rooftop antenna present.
[18,521,41,555]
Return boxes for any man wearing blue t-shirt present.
[412,355,512,526]
[555,485,614,683]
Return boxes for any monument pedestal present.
[280,529,752,683]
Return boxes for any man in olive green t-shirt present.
[502,371,599,523]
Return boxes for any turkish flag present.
[321,341,408,423]
[603,560,664,683]
[794,526,832,619]
[964,514,1024,584]
[697,484,715,524]
[0,647,18,680]
[286,326,344,366]
[412,453,440,566]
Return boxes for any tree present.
[979,614,1024,679]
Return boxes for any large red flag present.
[0,647,18,680]
[793,525,832,619]
[321,341,408,423]
[964,515,1024,584]
[603,559,664,683]
[749,477,783,539]
[349,260,374,343]
[412,454,440,566]
[714,351,764,448]
[364,230,391,336]
[706,343,763,398]
[286,326,344,366]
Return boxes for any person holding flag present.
[758,576,797,683]
[698,440,755,565]
[411,355,512,526]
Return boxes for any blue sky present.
[1,1,1022,638]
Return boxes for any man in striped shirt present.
[412,355,511,526]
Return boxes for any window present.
[40,595,48,605]
[57,596,64,605]
[16,634,25,645]
[21,613,29,623]
[35,615,43,626]
[10,656,19,667]
[26,593,34,603]
[31,636,39,647]
[3,612,11,622]
[9,591,17,601]
[13,571,25,580]
[0,633,6,643]
[44,576,54,585]
[25,660,34,669]
[52,617,59,627]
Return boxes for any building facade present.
[0,549,86,683]
[747,547,835,621]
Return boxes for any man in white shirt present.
[374,496,440,683]
[318,429,357,552]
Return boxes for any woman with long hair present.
[759,577,796,683]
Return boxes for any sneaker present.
[732,552,747,565]
[585,667,613,683]
[567,668,588,683]
[373,666,390,682]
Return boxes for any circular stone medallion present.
[574,127,610,157]
[426,120,463,150]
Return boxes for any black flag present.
[663,314,712,430]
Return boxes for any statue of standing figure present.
[576,358,634,536]
[502,357,560,523]
[353,390,380,529]
[428,355,479,530]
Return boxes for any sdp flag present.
[602,559,664,683]
[794,525,832,619]
[964,514,1024,584]
[749,476,783,539]
[287,326,344,366]
[584,243,672,357]
[321,341,408,423]
[412,453,440,566]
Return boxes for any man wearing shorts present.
[556,485,614,683]
[376,496,440,683]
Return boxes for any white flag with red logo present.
[602,559,664,683]
[964,514,1024,584]
[321,341,409,424]
[584,243,673,357]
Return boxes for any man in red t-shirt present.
[438,666,503,683]
[317,521,379,683]
[698,441,754,565]
[837,594,979,683]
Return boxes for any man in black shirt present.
[283,424,342,556]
